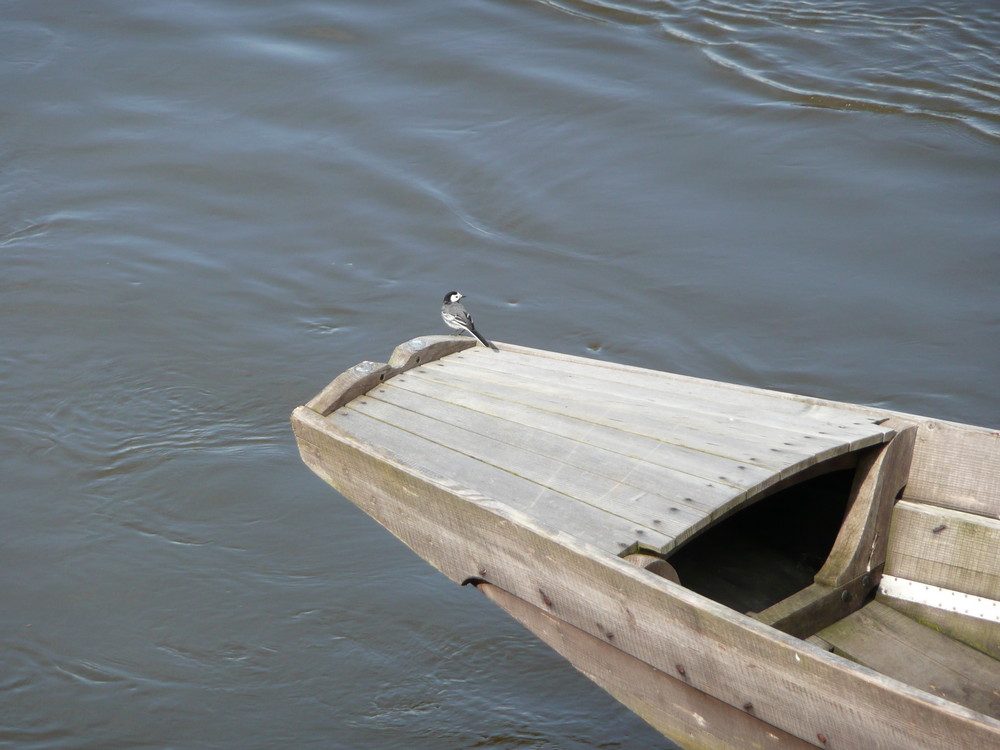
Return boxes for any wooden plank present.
[877,595,1000,661]
[431,354,888,460]
[491,343,1000,520]
[483,343,900,450]
[818,601,1000,719]
[486,345,853,417]
[402,366,857,480]
[451,347,893,447]
[341,396,706,540]
[292,406,1000,749]
[314,407,674,554]
[388,369,787,477]
[815,422,917,587]
[363,381,755,514]
[904,421,1000,519]
[477,583,816,750]
[400,365,879,527]
[885,501,1000,601]
[753,576,881,640]
[881,499,1000,658]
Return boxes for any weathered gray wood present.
[815,421,917,588]
[751,425,918,639]
[388,370,786,479]
[361,382,749,516]
[302,327,898,560]
[344,363,888,554]
[292,405,1000,749]
[753,576,881,640]
[430,353,889,462]
[903,421,1000,519]
[393,359,889,546]
[478,582,815,750]
[294,339,1000,747]
[340,396,703,541]
[306,335,476,415]
[624,553,681,584]
[885,500,1000,601]
[402,366,875,494]
[452,347,893,447]
[498,343,1000,519]
[878,595,1000,661]
[357,385,739,508]
[306,406,675,554]
[491,345,847,419]
[818,601,1000,719]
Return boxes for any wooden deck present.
[293,336,1000,750]
[303,336,894,558]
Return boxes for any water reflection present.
[2,0,998,748]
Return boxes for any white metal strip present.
[879,575,1000,624]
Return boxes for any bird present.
[441,291,499,351]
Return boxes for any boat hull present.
[292,337,1000,748]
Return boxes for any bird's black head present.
[443,291,464,303]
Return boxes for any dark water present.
[2,0,998,747]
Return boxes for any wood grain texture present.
[819,601,1000,719]
[318,405,676,554]
[427,353,889,462]
[625,553,681,584]
[478,582,815,750]
[816,421,917,588]
[292,406,1000,749]
[307,340,894,556]
[294,339,1000,747]
[306,335,476,415]
[903,421,1000,519]
[339,396,701,542]
[451,347,890,445]
[753,576,881,640]
[885,500,1000,601]
[388,369,786,481]
[346,392,713,529]
[878,595,1000,661]
[494,342,1000,519]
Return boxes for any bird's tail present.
[470,327,500,352]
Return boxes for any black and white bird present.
[440,291,499,351]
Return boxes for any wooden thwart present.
[754,576,880,640]
[879,500,1000,660]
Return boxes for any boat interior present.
[667,464,856,617]
[660,426,1000,720]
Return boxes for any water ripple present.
[539,0,1000,140]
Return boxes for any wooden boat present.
[291,336,1000,749]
